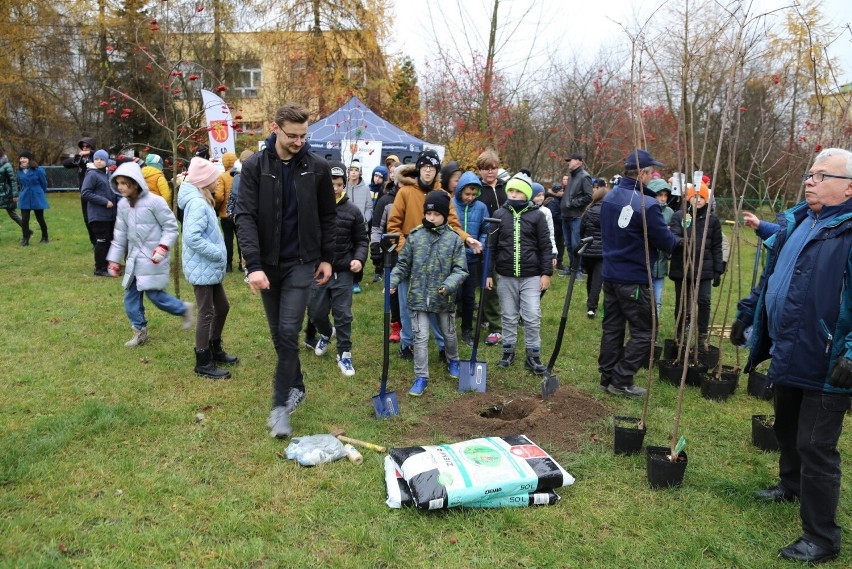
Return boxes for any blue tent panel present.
[308,97,427,163]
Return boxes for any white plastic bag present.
[285,434,347,466]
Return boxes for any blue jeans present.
[652,277,665,314]
[397,278,444,350]
[124,276,186,329]
[260,262,313,407]
[773,385,851,551]
[562,217,582,271]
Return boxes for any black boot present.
[524,348,547,375]
[194,348,231,379]
[210,338,239,364]
[20,236,29,247]
[498,347,515,368]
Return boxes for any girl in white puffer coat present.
[107,161,194,348]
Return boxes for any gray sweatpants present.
[496,275,541,350]
[412,310,459,378]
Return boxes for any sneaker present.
[314,335,331,356]
[372,273,382,283]
[498,350,515,368]
[398,345,414,360]
[352,283,362,294]
[268,406,292,438]
[448,359,460,379]
[587,310,596,319]
[408,376,428,396]
[337,352,355,377]
[485,331,502,346]
[125,326,148,347]
[606,384,647,398]
[559,268,571,276]
[286,388,306,414]
[304,336,319,351]
[182,302,195,330]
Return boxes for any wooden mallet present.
[330,429,387,453]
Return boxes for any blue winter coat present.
[453,171,489,263]
[178,182,226,285]
[80,166,118,222]
[738,199,852,393]
[17,166,49,210]
[600,176,678,284]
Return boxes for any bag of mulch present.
[384,455,561,509]
[387,434,574,510]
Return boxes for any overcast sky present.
[389,0,852,84]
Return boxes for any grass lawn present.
[1,192,849,568]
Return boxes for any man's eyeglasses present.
[801,172,852,183]
[282,132,307,142]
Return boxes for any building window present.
[226,62,262,99]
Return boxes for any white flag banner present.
[342,139,382,177]
[200,89,235,163]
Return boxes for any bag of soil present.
[387,435,573,510]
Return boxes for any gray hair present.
[814,148,852,177]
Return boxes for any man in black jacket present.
[63,136,97,246]
[560,152,593,278]
[235,103,336,439]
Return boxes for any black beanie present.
[424,190,450,220]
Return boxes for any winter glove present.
[151,244,169,264]
[370,242,382,265]
[712,274,721,287]
[829,357,852,388]
[729,319,747,346]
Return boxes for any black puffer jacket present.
[330,195,369,273]
[491,202,554,278]
[668,205,724,280]
[478,178,507,216]
[579,201,603,259]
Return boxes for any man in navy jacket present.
[598,149,678,398]
[731,148,852,564]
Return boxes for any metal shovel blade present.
[372,390,400,419]
[458,360,487,392]
[541,370,559,399]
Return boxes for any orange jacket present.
[141,165,172,206]
[386,163,470,249]
[215,152,237,218]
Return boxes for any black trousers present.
[220,217,241,267]
[673,278,712,337]
[598,281,653,388]
[21,209,48,240]
[89,220,114,272]
[81,196,95,245]
[774,384,850,551]
[583,257,604,311]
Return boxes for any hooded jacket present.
[107,162,178,291]
[346,170,372,226]
[369,165,388,205]
[738,199,852,394]
[600,176,678,284]
[328,193,369,273]
[0,155,18,209]
[491,201,554,278]
[389,222,468,313]
[215,152,237,218]
[141,165,172,207]
[440,161,462,192]
[178,180,226,285]
[235,133,336,271]
[80,165,117,222]
[387,163,471,249]
[453,171,489,263]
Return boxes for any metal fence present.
[43,166,80,191]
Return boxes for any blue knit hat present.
[93,149,110,162]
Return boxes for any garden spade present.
[372,233,401,419]
[541,236,593,399]
[458,218,501,392]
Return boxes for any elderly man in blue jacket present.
[598,149,678,398]
[731,147,852,565]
